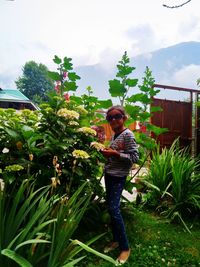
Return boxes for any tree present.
[15,61,54,103]
[163,0,192,8]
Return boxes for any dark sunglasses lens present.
[114,114,123,120]
[106,115,112,121]
[106,114,123,121]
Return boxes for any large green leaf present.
[63,57,73,70]
[4,127,20,140]
[63,81,78,92]
[1,249,33,267]
[125,78,138,87]
[48,71,61,81]
[116,65,135,77]
[146,124,168,135]
[108,79,126,97]
[125,104,142,118]
[97,99,113,109]
[150,106,163,113]
[53,56,62,64]
[68,72,81,81]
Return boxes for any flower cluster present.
[77,127,96,136]
[4,164,24,172]
[54,81,61,93]
[72,150,90,159]
[90,141,105,151]
[75,106,88,115]
[68,121,79,126]
[57,108,79,120]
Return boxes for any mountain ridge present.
[75,41,200,99]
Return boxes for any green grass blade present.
[71,239,117,265]
[62,256,86,267]
[15,239,51,251]
[1,249,33,267]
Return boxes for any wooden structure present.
[151,84,200,155]
[0,88,37,110]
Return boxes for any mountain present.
[75,41,200,100]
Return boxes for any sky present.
[0,0,200,92]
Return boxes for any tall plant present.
[108,51,167,150]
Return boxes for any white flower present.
[57,108,79,120]
[75,105,88,115]
[2,148,9,154]
[90,141,105,151]
[77,127,96,136]
[68,121,79,126]
[72,149,90,159]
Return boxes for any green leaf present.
[1,249,33,267]
[62,256,86,267]
[68,72,81,81]
[53,56,62,64]
[63,57,73,70]
[70,96,83,104]
[15,239,51,251]
[63,81,78,92]
[4,127,20,140]
[139,112,151,121]
[126,78,138,87]
[109,79,126,97]
[98,99,113,109]
[127,93,145,103]
[116,66,135,78]
[147,124,168,135]
[48,71,61,81]
[125,104,141,118]
[150,106,163,113]
[71,239,117,265]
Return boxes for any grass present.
[77,204,200,267]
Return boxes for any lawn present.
[78,204,200,267]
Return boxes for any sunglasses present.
[106,113,124,122]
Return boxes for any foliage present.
[143,139,200,229]
[48,56,81,97]
[108,51,138,106]
[78,207,200,267]
[0,180,56,266]
[15,61,54,104]
[0,176,116,266]
[0,57,107,198]
[108,52,167,152]
[2,52,197,266]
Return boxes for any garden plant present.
[0,53,199,266]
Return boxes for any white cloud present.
[172,64,200,88]
[125,24,159,56]
[1,0,200,89]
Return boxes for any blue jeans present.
[104,173,129,251]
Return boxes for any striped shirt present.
[104,128,139,177]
